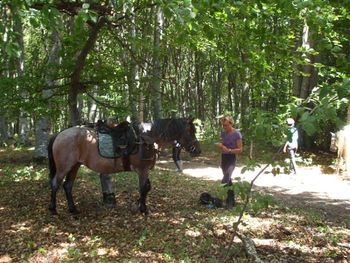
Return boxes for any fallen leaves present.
[0,149,349,262]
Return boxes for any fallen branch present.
[236,232,264,263]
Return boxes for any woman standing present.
[217,116,243,185]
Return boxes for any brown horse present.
[47,124,156,215]
[99,118,202,206]
[330,124,350,175]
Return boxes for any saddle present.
[97,121,155,168]
[97,121,137,158]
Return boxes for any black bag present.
[199,192,223,208]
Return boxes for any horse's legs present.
[63,164,80,214]
[138,170,151,215]
[172,141,183,172]
[100,173,116,207]
[49,174,61,215]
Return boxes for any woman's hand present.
[222,145,231,153]
[216,143,232,153]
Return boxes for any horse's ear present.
[330,132,335,136]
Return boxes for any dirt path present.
[156,157,350,226]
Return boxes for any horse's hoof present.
[103,193,116,208]
[49,207,58,215]
[143,208,150,216]
[139,205,150,216]
[69,209,80,215]
[104,203,116,209]
[50,209,58,215]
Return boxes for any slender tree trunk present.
[35,31,61,158]
[151,6,163,119]
[128,13,139,122]
[88,88,98,123]
[211,59,222,117]
[293,23,318,149]
[11,5,29,145]
[195,52,205,120]
[0,117,8,145]
[227,71,235,114]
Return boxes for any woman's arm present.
[229,138,243,154]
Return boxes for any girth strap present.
[122,156,131,171]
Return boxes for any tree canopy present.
[0,0,349,152]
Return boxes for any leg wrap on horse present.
[138,179,151,214]
[141,179,151,197]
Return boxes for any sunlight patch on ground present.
[183,167,222,181]
[157,160,173,164]
[181,164,350,202]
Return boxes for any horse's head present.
[330,132,338,152]
[179,118,201,157]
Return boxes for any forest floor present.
[0,145,349,262]
[162,151,350,227]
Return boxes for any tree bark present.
[0,117,8,145]
[128,12,139,122]
[68,16,106,126]
[11,4,29,145]
[35,31,61,158]
[151,6,163,119]
[227,71,236,114]
[195,52,205,120]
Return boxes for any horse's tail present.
[47,134,58,182]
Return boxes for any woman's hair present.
[221,116,234,126]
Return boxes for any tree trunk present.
[11,5,29,145]
[88,89,98,123]
[227,71,236,114]
[211,59,222,118]
[68,16,105,126]
[195,52,205,120]
[0,117,8,145]
[151,6,163,119]
[240,51,250,130]
[35,31,61,158]
[293,23,319,149]
[128,12,139,122]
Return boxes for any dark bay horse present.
[330,124,350,175]
[139,117,201,171]
[47,123,156,215]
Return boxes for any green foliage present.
[242,109,286,147]
[2,165,46,182]
[1,0,349,147]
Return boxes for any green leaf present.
[302,121,317,136]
